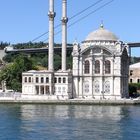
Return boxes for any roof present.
[130,62,140,69]
[85,24,118,42]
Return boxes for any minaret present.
[61,0,68,71]
[48,0,55,71]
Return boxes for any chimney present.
[48,0,55,71]
[61,0,68,71]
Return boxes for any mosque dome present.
[85,24,118,42]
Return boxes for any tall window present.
[63,77,66,83]
[105,60,111,74]
[41,77,44,83]
[46,86,49,94]
[95,60,100,74]
[35,86,39,95]
[84,60,90,74]
[104,81,110,93]
[84,81,89,93]
[94,81,100,93]
[46,77,49,83]
[54,77,57,83]
[58,77,61,83]
[24,77,27,83]
[29,77,32,83]
[36,77,39,83]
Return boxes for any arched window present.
[105,60,111,74]
[95,60,100,74]
[84,60,90,74]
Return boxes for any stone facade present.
[72,25,129,99]
[22,70,72,99]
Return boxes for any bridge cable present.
[43,0,114,42]
[31,0,105,42]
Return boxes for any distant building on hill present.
[129,62,140,83]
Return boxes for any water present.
[0,104,140,140]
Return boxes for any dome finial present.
[100,20,104,28]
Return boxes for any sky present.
[0,0,140,56]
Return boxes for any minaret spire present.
[61,0,68,71]
[48,0,55,71]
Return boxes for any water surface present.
[0,104,140,140]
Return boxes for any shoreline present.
[0,98,140,105]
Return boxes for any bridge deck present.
[5,42,140,54]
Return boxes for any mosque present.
[22,0,129,100]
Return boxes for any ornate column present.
[111,57,115,96]
[79,57,83,97]
[61,0,68,71]
[90,49,94,98]
[101,49,104,98]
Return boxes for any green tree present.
[0,54,36,91]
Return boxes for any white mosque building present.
[22,0,129,100]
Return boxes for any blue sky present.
[0,0,140,56]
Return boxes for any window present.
[84,60,90,74]
[35,86,39,95]
[36,77,39,83]
[130,70,133,76]
[40,86,44,94]
[41,77,44,83]
[130,79,132,83]
[54,77,57,83]
[84,81,89,93]
[105,60,111,74]
[46,86,49,94]
[137,79,140,83]
[94,81,100,93]
[104,81,110,93]
[58,87,61,93]
[58,77,61,83]
[63,77,66,83]
[62,87,66,93]
[95,60,100,74]
[24,77,27,83]
[29,77,32,83]
[46,77,49,83]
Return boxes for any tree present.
[0,54,37,91]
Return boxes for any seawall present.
[0,98,140,105]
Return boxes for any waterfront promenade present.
[0,93,140,105]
